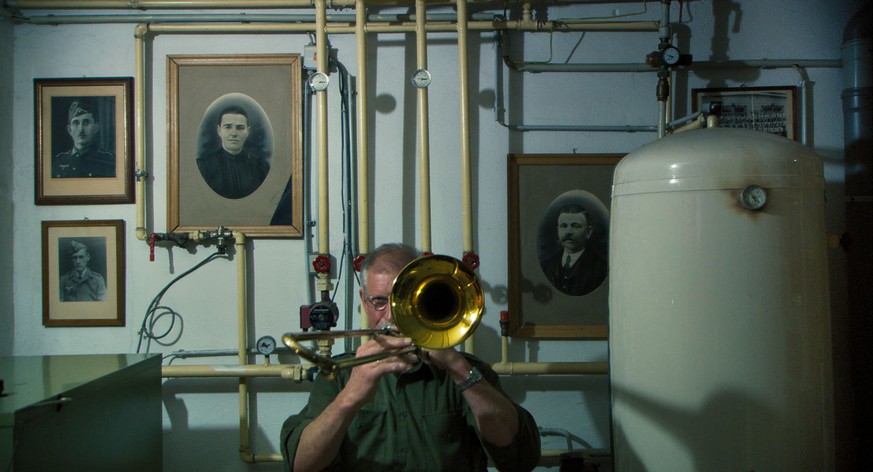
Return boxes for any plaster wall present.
[5,1,861,470]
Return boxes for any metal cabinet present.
[1,354,162,471]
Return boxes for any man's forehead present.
[558,212,588,224]
[220,113,248,126]
[70,113,95,122]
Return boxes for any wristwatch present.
[456,367,483,392]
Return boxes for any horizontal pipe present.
[16,16,658,35]
[162,364,309,379]
[506,124,658,132]
[17,12,501,24]
[492,362,608,375]
[162,361,607,377]
[510,59,843,73]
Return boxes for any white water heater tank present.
[609,128,834,471]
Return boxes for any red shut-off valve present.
[353,254,366,272]
[148,233,158,262]
[462,251,480,270]
[312,254,332,274]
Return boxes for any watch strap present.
[455,366,483,392]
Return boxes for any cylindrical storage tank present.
[609,128,833,471]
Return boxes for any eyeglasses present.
[363,295,390,311]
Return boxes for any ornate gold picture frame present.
[167,54,304,238]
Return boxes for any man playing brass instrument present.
[281,243,541,471]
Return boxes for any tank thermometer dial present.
[739,185,768,211]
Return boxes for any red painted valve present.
[312,254,332,274]
[353,254,366,272]
[462,251,480,270]
[148,233,157,262]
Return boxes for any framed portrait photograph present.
[507,154,623,339]
[34,77,135,205]
[42,219,126,327]
[692,86,798,141]
[168,54,304,238]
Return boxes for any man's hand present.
[342,335,419,406]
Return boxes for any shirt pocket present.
[422,409,467,443]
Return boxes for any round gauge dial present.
[309,72,330,92]
[411,68,432,89]
[739,184,768,211]
[661,46,681,66]
[256,335,277,356]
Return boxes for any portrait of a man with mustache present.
[52,99,116,178]
[539,203,607,296]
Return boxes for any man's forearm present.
[462,381,520,446]
[292,392,360,471]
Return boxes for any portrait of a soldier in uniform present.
[52,99,116,178]
[58,239,107,302]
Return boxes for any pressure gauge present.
[256,335,277,356]
[411,68,432,89]
[660,45,681,66]
[309,72,330,92]
[739,184,768,211]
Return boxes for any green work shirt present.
[281,353,540,471]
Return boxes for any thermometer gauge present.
[309,72,330,92]
[739,184,768,211]
[411,68,432,89]
[256,335,277,356]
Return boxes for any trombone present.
[283,255,484,379]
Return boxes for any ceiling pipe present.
[9,0,643,10]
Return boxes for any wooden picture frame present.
[691,86,798,141]
[42,219,126,327]
[168,54,304,238]
[507,154,623,339]
[34,77,135,205]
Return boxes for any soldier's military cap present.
[68,100,95,123]
[69,240,88,255]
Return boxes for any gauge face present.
[739,185,767,211]
[256,335,277,355]
[661,46,681,66]
[309,72,330,92]
[411,68,432,89]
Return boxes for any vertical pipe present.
[134,24,148,240]
[234,232,250,457]
[355,0,370,256]
[456,0,473,252]
[456,0,474,353]
[416,0,432,253]
[315,0,332,292]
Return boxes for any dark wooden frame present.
[167,54,304,238]
[691,86,799,141]
[34,77,135,205]
[507,154,623,339]
[42,219,126,327]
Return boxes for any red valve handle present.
[312,254,332,274]
[353,254,366,272]
[462,251,480,270]
[148,233,157,262]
